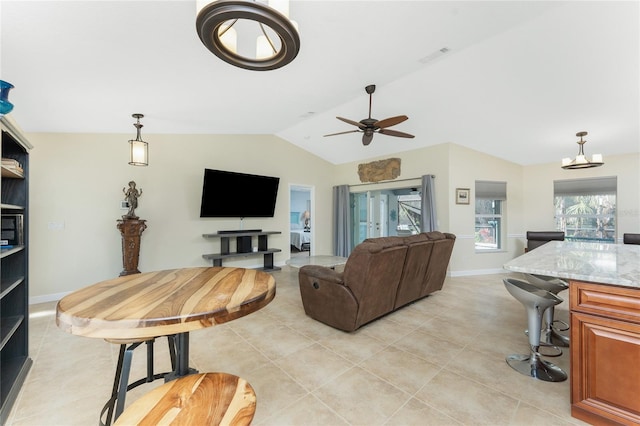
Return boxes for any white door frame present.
[289,184,315,256]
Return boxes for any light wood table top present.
[56,267,276,340]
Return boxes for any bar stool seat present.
[114,372,256,426]
[524,274,570,348]
[503,278,567,382]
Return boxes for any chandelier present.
[561,131,603,170]
[196,0,300,71]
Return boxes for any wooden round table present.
[56,266,276,423]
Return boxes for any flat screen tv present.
[200,168,280,218]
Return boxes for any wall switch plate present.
[47,221,65,231]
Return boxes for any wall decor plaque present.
[358,158,401,183]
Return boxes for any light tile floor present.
[6,267,589,426]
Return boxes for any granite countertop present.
[503,241,640,289]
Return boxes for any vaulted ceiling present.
[1,1,638,165]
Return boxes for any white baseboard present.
[449,268,509,277]
[30,291,70,305]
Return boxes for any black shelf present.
[0,245,24,259]
[0,315,24,351]
[0,276,24,299]
[202,231,282,271]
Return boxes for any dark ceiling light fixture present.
[196,0,300,71]
[128,114,148,166]
[561,131,604,170]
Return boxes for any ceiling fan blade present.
[337,117,364,128]
[323,130,360,137]
[379,128,415,138]
[375,115,408,129]
[362,133,374,145]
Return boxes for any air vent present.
[419,47,451,64]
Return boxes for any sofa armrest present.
[298,266,358,331]
[299,265,345,284]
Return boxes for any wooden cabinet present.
[0,116,33,424]
[570,280,640,425]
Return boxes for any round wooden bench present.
[114,372,256,426]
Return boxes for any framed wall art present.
[456,188,470,205]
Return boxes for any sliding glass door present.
[350,188,421,250]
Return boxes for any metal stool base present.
[506,353,567,382]
[525,329,562,357]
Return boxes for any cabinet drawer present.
[570,280,640,324]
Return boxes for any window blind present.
[475,180,507,200]
[553,176,617,196]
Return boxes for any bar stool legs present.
[504,278,567,382]
[101,335,177,426]
[524,274,570,347]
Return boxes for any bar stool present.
[503,278,567,382]
[101,336,177,426]
[524,274,570,347]
[114,372,257,426]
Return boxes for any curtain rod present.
[348,175,434,188]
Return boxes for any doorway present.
[289,184,314,258]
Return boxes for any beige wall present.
[331,144,639,275]
[333,143,524,275]
[27,132,640,300]
[28,133,335,300]
[523,153,640,239]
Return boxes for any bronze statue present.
[123,181,142,219]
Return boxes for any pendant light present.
[128,114,148,166]
[561,131,603,170]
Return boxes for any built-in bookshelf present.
[0,115,33,424]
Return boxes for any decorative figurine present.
[118,180,146,276]
[123,180,142,219]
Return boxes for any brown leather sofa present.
[298,231,456,331]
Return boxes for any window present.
[475,181,506,251]
[554,177,616,243]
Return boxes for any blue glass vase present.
[0,80,15,116]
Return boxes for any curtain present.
[333,185,351,257]
[420,175,437,232]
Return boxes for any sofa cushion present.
[395,234,434,308]
[343,240,407,328]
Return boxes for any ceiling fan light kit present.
[561,131,604,170]
[325,84,415,145]
[196,0,300,71]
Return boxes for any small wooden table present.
[56,267,275,422]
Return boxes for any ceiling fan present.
[324,84,415,146]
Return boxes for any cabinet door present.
[571,311,640,425]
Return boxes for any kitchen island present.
[504,241,640,426]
